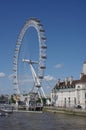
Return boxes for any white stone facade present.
[51,62,86,109]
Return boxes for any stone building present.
[51,62,86,109]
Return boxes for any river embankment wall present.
[43,106,86,117]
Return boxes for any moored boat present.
[0,104,13,114]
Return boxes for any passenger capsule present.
[41,55,47,59]
[39,76,43,79]
[41,45,47,49]
[40,29,45,32]
[40,66,46,69]
[41,37,46,40]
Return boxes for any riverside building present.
[51,62,86,109]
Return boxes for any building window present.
[78,86,80,89]
[68,97,70,107]
[68,97,70,102]
[74,97,76,105]
[64,98,66,108]
[85,93,86,99]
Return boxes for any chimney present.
[80,73,84,79]
[82,61,86,75]
[69,76,73,85]
[65,77,68,85]
[57,79,60,86]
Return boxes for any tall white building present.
[51,62,86,109]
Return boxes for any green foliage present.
[10,95,16,103]
[0,95,5,100]
[42,97,46,105]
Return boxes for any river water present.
[0,111,86,130]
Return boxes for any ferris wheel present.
[13,18,47,102]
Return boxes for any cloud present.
[8,74,13,80]
[54,64,63,69]
[0,72,6,78]
[44,75,56,81]
[19,78,33,85]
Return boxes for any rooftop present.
[53,74,86,90]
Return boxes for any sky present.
[0,0,86,95]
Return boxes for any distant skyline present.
[0,0,86,94]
